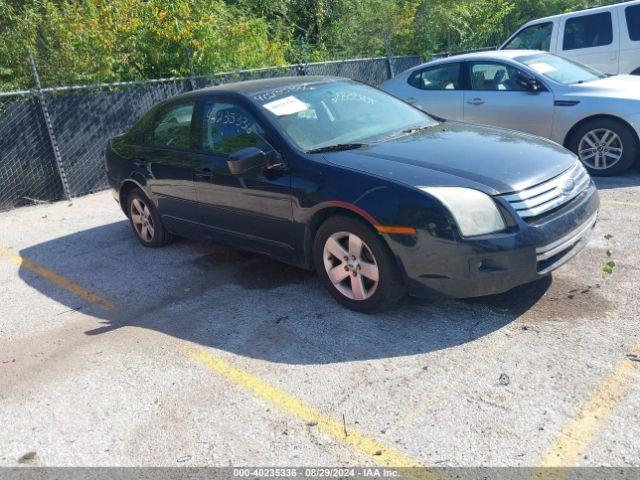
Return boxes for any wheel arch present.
[563,114,640,149]
[303,204,410,298]
[630,67,640,76]
[302,205,378,269]
[118,179,145,217]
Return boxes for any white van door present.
[619,2,640,74]
[558,9,620,74]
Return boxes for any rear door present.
[403,62,464,120]
[462,61,554,138]
[136,101,202,227]
[559,10,620,74]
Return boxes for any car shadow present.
[17,220,553,365]
[593,170,640,190]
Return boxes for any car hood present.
[322,122,577,195]
[563,75,640,100]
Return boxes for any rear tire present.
[127,188,173,248]
[568,118,638,176]
[314,215,405,313]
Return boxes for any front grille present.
[499,163,591,220]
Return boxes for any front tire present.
[127,188,172,247]
[568,118,638,176]
[313,215,405,313]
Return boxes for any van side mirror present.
[516,72,542,92]
[227,147,268,175]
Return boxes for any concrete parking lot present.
[1,175,639,470]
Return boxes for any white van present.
[500,0,640,75]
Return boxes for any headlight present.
[419,187,506,237]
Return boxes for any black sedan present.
[106,76,599,312]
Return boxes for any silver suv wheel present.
[578,128,623,170]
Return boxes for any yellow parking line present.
[0,244,436,474]
[531,343,640,479]
[385,393,440,436]
[185,346,444,477]
[601,199,640,207]
[0,247,116,311]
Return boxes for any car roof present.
[402,50,544,75]
[434,49,542,63]
[173,76,350,102]
[518,0,639,25]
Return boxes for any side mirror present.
[227,147,267,175]
[516,72,542,92]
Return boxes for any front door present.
[193,97,293,255]
[463,61,554,139]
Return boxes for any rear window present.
[408,63,461,90]
[563,12,613,51]
[144,103,194,149]
[627,5,640,41]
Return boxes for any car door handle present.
[133,159,147,168]
[195,168,214,181]
[466,98,485,106]
[406,97,417,104]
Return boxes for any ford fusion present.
[105,77,599,312]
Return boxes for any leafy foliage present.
[603,234,616,279]
[0,0,627,90]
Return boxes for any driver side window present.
[469,62,527,91]
[145,102,194,149]
[201,101,266,154]
[504,22,553,51]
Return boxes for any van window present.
[408,63,461,90]
[627,5,640,41]
[503,23,553,51]
[563,12,613,51]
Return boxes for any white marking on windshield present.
[263,96,309,117]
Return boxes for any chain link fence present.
[0,54,422,211]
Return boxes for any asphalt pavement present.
[1,174,639,469]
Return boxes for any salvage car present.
[380,50,640,175]
[106,77,599,312]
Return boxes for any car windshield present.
[253,80,437,151]
[518,53,606,85]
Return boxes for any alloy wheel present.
[130,197,155,242]
[578,128,623,170]
[323,231,379,301]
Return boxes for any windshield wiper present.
[402,124,436,135]
[374,124,434,143]
[307,143,367,154]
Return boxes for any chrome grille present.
[499,163,591,219]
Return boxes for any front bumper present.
[390,183,600,299]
